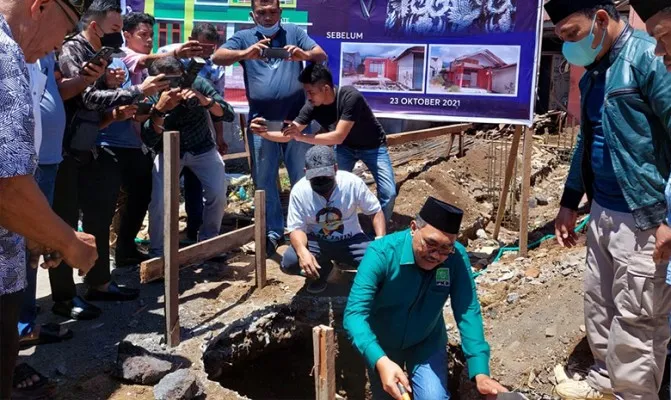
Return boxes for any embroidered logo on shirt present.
[436,268,451,287]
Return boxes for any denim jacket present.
[561,26,671,231]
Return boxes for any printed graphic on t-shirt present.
[315,206,345,239]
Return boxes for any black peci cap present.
[544,0,615,24]
[630,0,671,22]
[418,197,464,235]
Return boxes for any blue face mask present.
[256,21,280,37]
[562,16,606,67]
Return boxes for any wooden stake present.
[163,131,180,348]
[254,190,267,289]
[519,126,534,257]
[312,325,335,400]
[384,123,472,146]
[458,132,465,157]
[493,126,523,240]
[240,113,252,171]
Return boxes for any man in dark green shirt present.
[142,56,235,257]
[344,197,506,399]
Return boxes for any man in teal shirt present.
[344,197,506,399]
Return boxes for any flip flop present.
[19,323,73,349]
[12,363,57,400]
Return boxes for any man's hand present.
[80,60,107,85]
[140,74,170,96]
[26,240,62,269]
[375,357,411,400]
[105,67,125,88]
[250,117,268,135]
[155,88,182,113]
[654,223,671,264]
[175,41,203,59]
[180,88,209,106]
[113,105,138,122]
[554,207,579,248]
[474,374,507,396]
[243,38,271,60]
[61,232,98,274]
[282,121,302,139]
[297,248,321,279]
[284,45,310,62]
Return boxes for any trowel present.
[496,393,530,400]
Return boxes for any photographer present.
[142,57,235,258]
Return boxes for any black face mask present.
[310,177,336,197]
[100,32,124,49]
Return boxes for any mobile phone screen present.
[136,102,153,115]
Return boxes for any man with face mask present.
[281,145,385,294]
[545,1,671,399]
[212,0,327,258]
[344,197,506,399]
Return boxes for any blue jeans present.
[247,131,311,240]
[18,164,59,336]
[369,348,450,400]
[335,145,396,222]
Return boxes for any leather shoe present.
[85,281,139,302]
[115,249,150,268]
[52,296,101,320]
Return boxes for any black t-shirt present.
[295,86,386,150]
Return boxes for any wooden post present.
[254,190,267,289]
[519,126,534,257]
[458,132,465,157]
[164,131,180,348]
[493,126,523,240]
[313,325,336,400]
[240,113,252,171]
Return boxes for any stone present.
[506,293,520,304]
[561,267,574,277]
[154,369,204,400]
[476,229,488,240]
[536,195,549,206]
[115,341,173,385]
[545,326,557,337]
[498,272,515,282]
[579,325,586,333]
[474,246,498,258]
[525,266,541,279]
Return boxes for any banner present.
[131,0,543,125]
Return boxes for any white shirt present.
[287,170,381,241]
[27,63,47,155]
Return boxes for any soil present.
[22,132,598,400]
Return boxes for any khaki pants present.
[585,202,671,400]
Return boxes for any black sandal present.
[19,323,73,349]
[12,363,56,400]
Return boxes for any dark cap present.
[305,145,336,180]
[544,0,615,24]
[61,0,92,17]
[418,197,464,235]
[630,0,671,22]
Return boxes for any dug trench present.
[202,296,480,400]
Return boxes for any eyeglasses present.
[417,231,455,257]
[54,0,80,36]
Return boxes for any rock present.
[154,369,204,400]
[115,341,173,385]
[579,325,586,333]
[525,266,541,279]
[528,198,538,208]
[561,267,574,277]
[476,229,488,240]
[506,293,520,304]
[474,246,498,258]
[536,195,549,206]
[545,326,557,337]
[498,272,515,282]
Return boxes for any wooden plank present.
[163,131,180,348]
[240,113,253,170]
[222,151,249,161]
[313,325,335,400]
[493,126,523,240]
[140,225,255,283]
[254,190,267,289]
[458,132,465,157]
[519,126,534,257]
[385,123,472,146]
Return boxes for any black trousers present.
[0,290,22,398]
[50,148,152,301]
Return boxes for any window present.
[172,23,181,44]
[194,0,229,5]
[158,23,168,48]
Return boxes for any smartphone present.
[136,102,153,115]
[262,47,290,59]
[161,74,183,88]
[82,46,115,70]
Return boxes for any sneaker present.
[306,280,328,294]
[265,236,285,258]
[555,380,615,400]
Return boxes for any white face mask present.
[256,21,280,37]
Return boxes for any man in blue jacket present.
[545,1,671,399]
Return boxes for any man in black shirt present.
[250,63,397,223]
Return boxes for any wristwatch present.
[152,107,167,118]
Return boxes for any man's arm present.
[194,78,235,122]
[371,211,386,238]
[357,178,385,237]
[343,244,387,369]
[293,29,327,63]
[449,243,491,379]
[292,119,353,145]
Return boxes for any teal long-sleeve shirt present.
[343,230,490,379]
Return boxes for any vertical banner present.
[300,0,543,125]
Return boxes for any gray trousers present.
[585,201,671,399]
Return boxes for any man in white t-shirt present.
[283,145,386,294]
